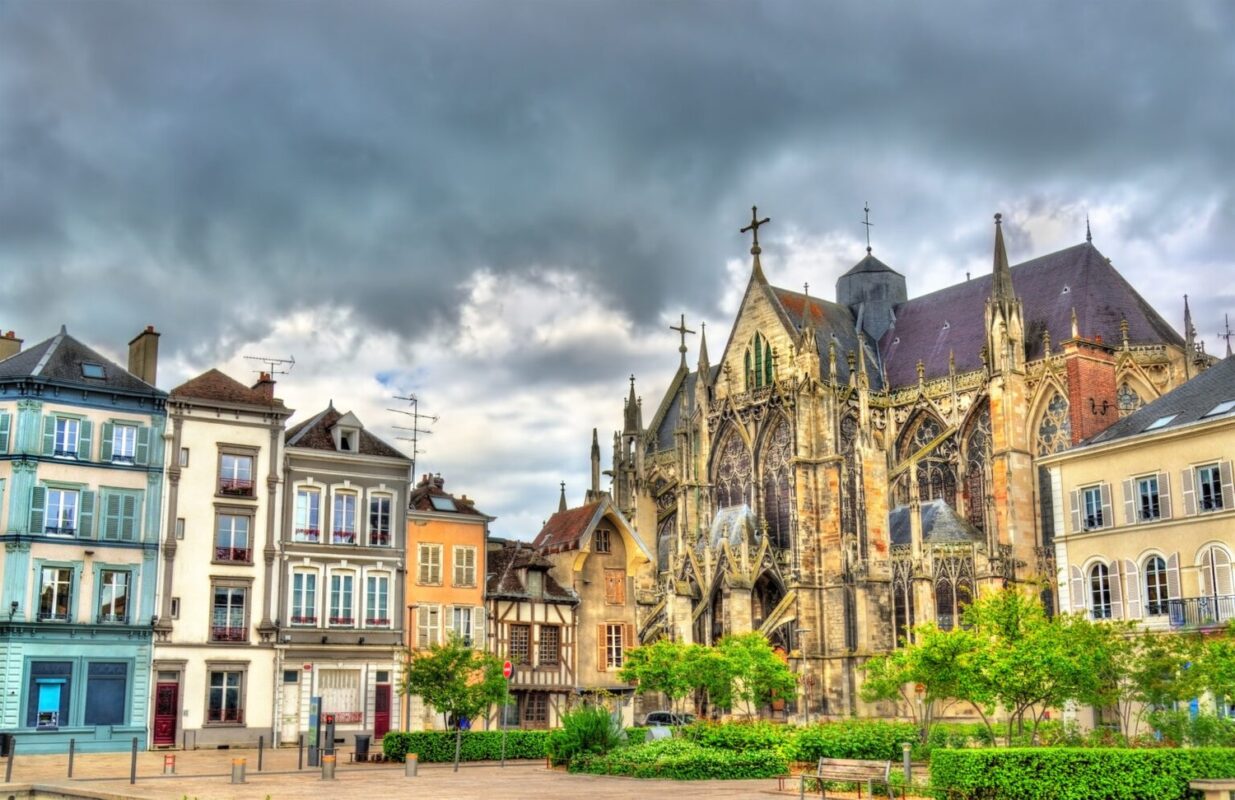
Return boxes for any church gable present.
[715,276,799,400]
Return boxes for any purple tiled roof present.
[879,242,1183,388]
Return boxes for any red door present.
[374,685,391,739]
[153,683,179,746]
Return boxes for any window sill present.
[211,560,255,567]
[203,720,248,728]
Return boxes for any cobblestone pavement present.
[0,747,809,800]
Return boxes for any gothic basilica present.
[603,209,1206,716]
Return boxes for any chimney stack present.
[127,325,160,386]
[0,330,23,361]
[251,371,276,399]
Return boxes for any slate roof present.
[485,540,577,602]
[0,327,164,396]
[841,252,901,277]
[408,476,487,517]
[532,502,602,551]
[890,499,985,546]
[285,404,408,460]
[774,287,883,390]
[1083,354,1235,447]
[879,242,1183,388]
[171,368,289,409]
[653,365,721,451]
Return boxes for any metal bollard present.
[129,737,138,785]
[321,753,336,780]
[231,757,247,784]
[68,738,75,778]
[298,734,304,770]
[5,736,14,783]
[258,735,264,772]
[163,753,176,775]
[404,752,418,777]
[903,741,912,783]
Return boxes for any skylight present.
[1143,414,1177,431]
[1203,400,1235,418]
[430,496,456,512]
[81,363,105,379]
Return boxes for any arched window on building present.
[1117,382,1143,417]
[1036,392,1073,456]
[933,548,975,631]
[899,413,958,509]
[963,402,992,534]
[1198,545,1234,624]
[1144,555,1168,617]
[759,416,793,550]
[745,333,774,390]
[1090,563,1113,619]
[656,513,676,573]
[892,557,914,645]
[713,428,752,510]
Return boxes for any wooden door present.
[373,684,391,739]
[153,683,178,746]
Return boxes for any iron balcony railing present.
[293,528,320,542]
[1168,595,1235,629]
[97,611,129,624]
[219,478,255,497]
[214,546,252,563]
[210,625,248,642]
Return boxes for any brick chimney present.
[0,331,23,361]
[1062,333,1119,443]
[251,371,276,399]
[127,325,160,386]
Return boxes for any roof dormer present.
[332,410,363,452]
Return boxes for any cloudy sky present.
[2,1,1232,538]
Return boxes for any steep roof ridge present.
[285,406,335,446]
[31,327,67,377]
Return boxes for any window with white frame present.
[207,670,244,724]
[38,567,73,621]
[332,492,357,544]
[111,424,137,463]
[210,586,247,642]
[1090,563,1112,619]
[294,488,321,542]
[453,545,476,586]
[417,604,441,648]
[329,573,355,626]
[1198,464,1224,512]
[54,418,80,457]
[291,571,318,625]
[1137,475,1161,521]
[1144,556,1169,616]
[46,489,79,535]
[418,543,442,584]
[605,623,626,669]
[214,513,252,563]
[219,453,254,497]
[368,495,392,546]
[365,574,390,626]
[97,570,129,623]
[451,606,472,645]
[1083,486,1105,529]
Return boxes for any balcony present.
[111,454,136,465]
[330,530,356,545]
[219,478,255,498]
[328,616,355,627]
[214,546,252,563]
[97,611,129,624]
[1200,496,1225,513]
[206,707,245,724]
[45,525,76,537]
[53,448,79,459]
[37,610,70,622]
[290,615,318,626]
[210,625,248,642]
[368,531,391,547]
[293,528,321,543]
[1168,595,1235,630]
[1083,513,1104,531]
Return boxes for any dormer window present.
[526,570,543,597]
[339,430,356,451]
[330,412,364,453]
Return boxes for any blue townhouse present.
[0,325,165,753]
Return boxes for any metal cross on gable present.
[861,202,873,253]
[741,205,771,249]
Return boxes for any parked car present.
[642,711,696,726]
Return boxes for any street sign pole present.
[501,660,512,768]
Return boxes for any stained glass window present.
[713,429,752,509]
[760,417,793,550]
[963,402,991,534]
[1036,393,1072,456]
[1117,382,1143,416]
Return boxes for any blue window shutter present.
[77,420,93,461]
[0,413,10,453]
[78,491,96,538]
[28,486,46,533]
[99,422,114,462]
[121,494,139,541]
[41,416,55,456]
[135,426,150,466]
[102,493,121,540]
[84,662,128,725]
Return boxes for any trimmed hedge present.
[789,720,919,762]
[680,721,787,752]
[930,748,1235,800]
[381,730,550,762]
[571,738,788,780]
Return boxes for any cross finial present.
[740,205,771,253]
[803,281,809,296]
[1086,213,1092,243]
[861,202,873,254]
[670,313,696,367]
[1221,313,1234,358]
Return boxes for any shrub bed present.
[571,738,789,780]
[930,747,1235,800]
[680,721,787,753]
[789,720,919,762]
[381,730,550,762]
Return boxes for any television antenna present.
[243,354,296,375]
[389,393,438,478]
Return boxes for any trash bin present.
[354,734,371,762]
[0,733,10,756]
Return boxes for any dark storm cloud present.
[1,0,1232,368]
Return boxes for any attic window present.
[81,363,106,379]
[1143,414,1177,432]
[593,529,611,553]
[339,431,356,451]
[1203,400,1235,418]
[430,496,456,512]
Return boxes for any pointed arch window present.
[759,416,794,550]
[892,556,915,645]
[933,548,974,630]
[963,402,992,534]
[745,333,774,390]
[1036,392,1072,456]
[656,513,675,572]
[713,429,752,510]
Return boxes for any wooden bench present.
[792,757,896,799]
[1190,779,1235,800]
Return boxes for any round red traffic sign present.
[502,660,513,679]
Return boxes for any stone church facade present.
[609,212,1206,717]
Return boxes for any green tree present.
[1195,622,1235,711]
[682,642,735,713]
[619,638,692,714]
[717,632,798,718]
[400,634,507,771]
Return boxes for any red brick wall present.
[1065,342,1119,443]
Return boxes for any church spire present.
[992,213,1015,305]
[740,205,771,282]
[623,374,639,433]
[1086,213,1092,243]
[558,481,567,513]
[697,321,710,374]
[590,428,601,496]
[670,314,695,370]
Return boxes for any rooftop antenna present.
[243,354,295,375]
[389,393,438,479]
[1220,313,1234,358]
[861,202,873,254]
